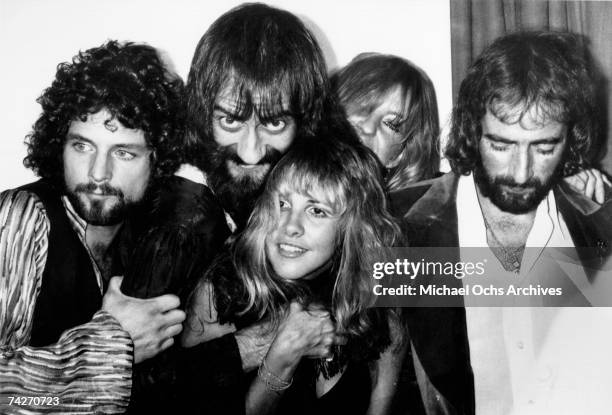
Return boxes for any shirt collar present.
[61,195,104,293]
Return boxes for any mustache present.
[493,176,544,190]
[220,146,283,167]
[74,182,124,197]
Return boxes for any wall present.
[0,0,452,189]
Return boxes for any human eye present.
[382,117,402,133]
[217,114,243,132]
[535,144,556,155]
[278,198,290,211]
[261,118,287,133]
[307,205,330,218]
[489,141,510,152]
[71,140,93,153]
[114,149,137,161]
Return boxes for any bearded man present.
[392,31,612,415]
[0,41,186,414]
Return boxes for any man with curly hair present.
[0,40,187,414]
[392,32,612,414]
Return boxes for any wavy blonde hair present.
[233,133,401,340]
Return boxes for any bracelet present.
[257,359,293,392]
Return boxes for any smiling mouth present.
[278,243,308,258]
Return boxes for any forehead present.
[347,84,408,117]
[215,80,291,112]
[67,109,147,146]
[275,173,346,214]
[482,108,566,143]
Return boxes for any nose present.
[281,209,304,238]
[511,147,533,185]
[236,123,265,165]
[355,117,376,139]
[89,152,112,183]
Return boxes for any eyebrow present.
[66,133,149,150]
[213,104,247,119]
[213,104,293,120]
[483,133,564,145]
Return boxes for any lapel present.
[391,173,475,414]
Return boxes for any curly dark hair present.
[446,31,604,176]
[24,40,185,185]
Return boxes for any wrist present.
[257,357,293,393]
[265,340,300,376]
[236,328,272,372]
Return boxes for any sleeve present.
[120,176,230,302]
[175,334,247,415]
[0,189,134,414]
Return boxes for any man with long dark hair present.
[180,3,337,229]
[120,4,348,414]
[0,41,186,413]
[393,31,611,414]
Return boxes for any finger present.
[603,174,612,187]
[152,294,181,312]
[308,310,330,319]
[307,345,332,359]
[319,320,335,334]
[564,176,584,193]
[163,309,186,325]
[306,302,327,312]
[164,323,184,338]
[107,276,124,292]
[592,170,605,204]
[158,336,175,352]
[584,169,596,200]
[319,334,334,347]
[288,301,304,314]
[333,334,348,346]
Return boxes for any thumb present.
[107,276,124,292]
[289,301,304,314]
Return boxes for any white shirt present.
[456,173,612,415]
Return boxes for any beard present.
[473,160,559,214]
[66,182,139,226]
[205,144,282,228]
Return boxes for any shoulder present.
[149,176,226,225]
[389,173,459,219]
[0,187,49,230]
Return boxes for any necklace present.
[482,215,525,274]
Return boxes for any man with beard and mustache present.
[116,4,351,415]
[0,41,186,414]
[390,32,612,414]
[178,3,338,229]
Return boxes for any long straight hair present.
[333,53,440,191]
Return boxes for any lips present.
[226,160,270,180]
[81,191,115,198]
[277,242,308,258]
[502,185,535,195]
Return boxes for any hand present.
[235,320,276,372]
[267,302,337,369]
[102,276,186,363]
[564,168,611,204]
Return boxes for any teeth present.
[279,243,306,253]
